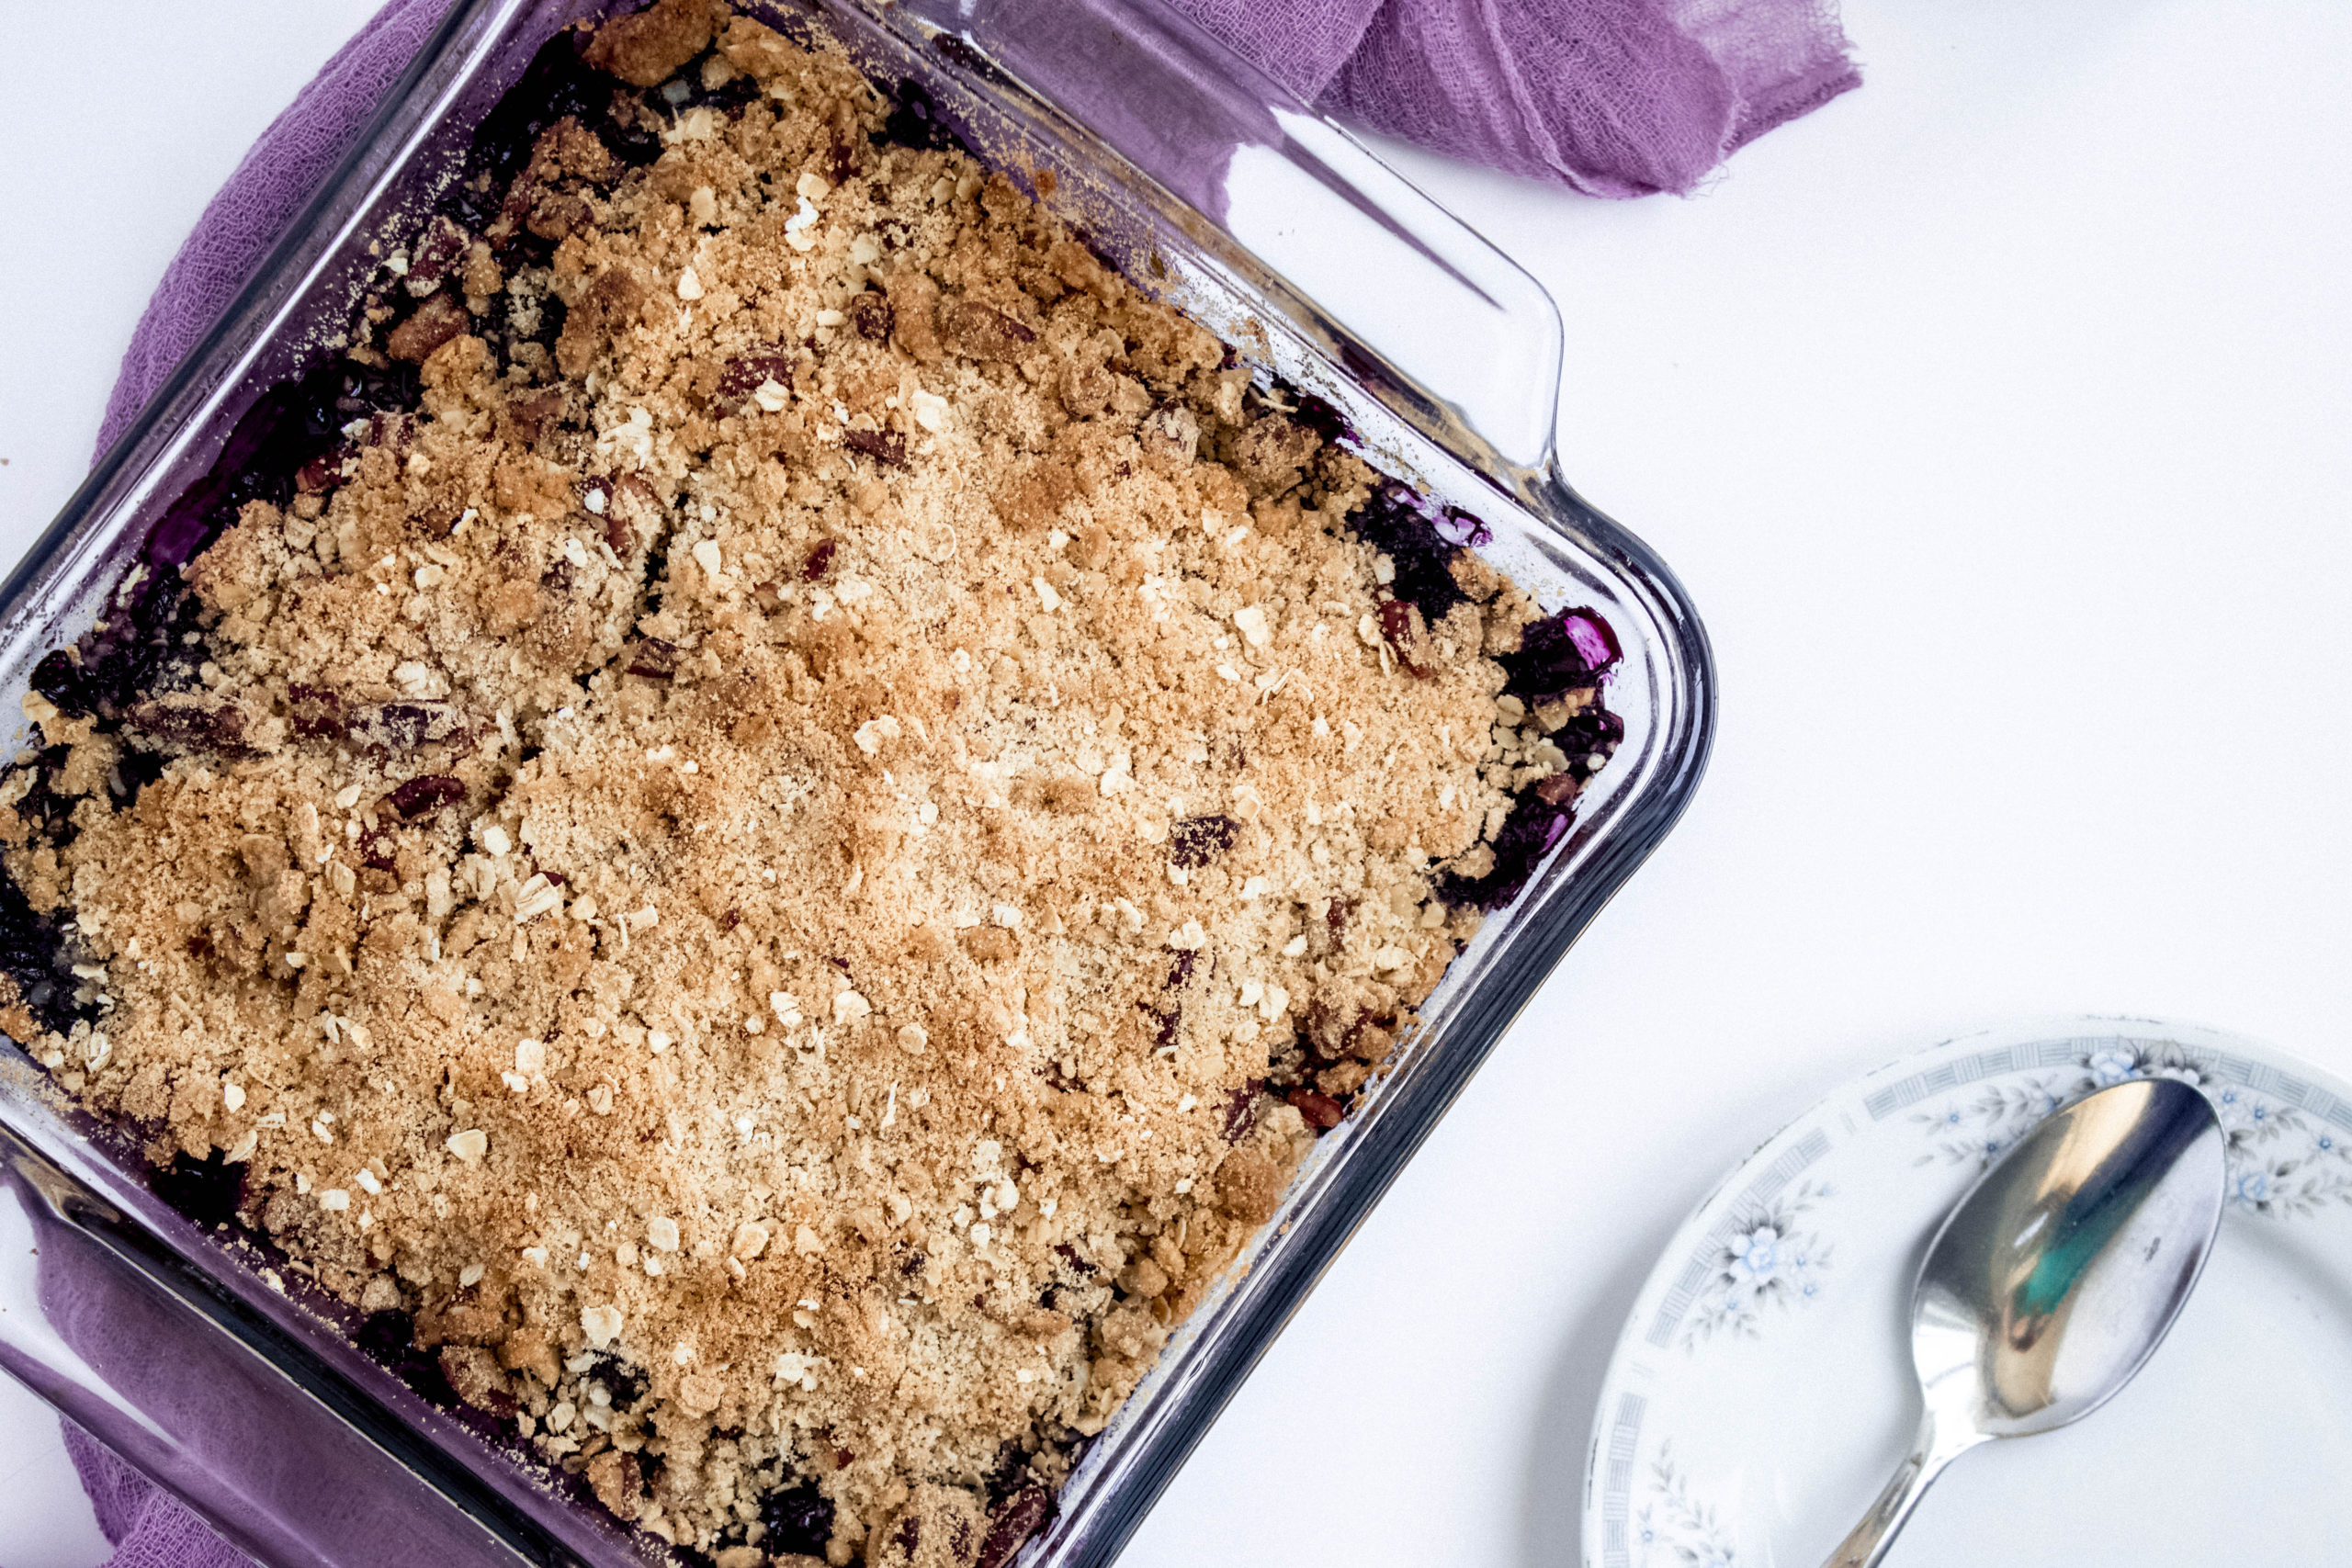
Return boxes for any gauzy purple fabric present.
[1163,0,1857,196]
[70,0,1855,1557]
[94,0,458,457]
[62,1423,251,1568]
[1329,0,1859,194]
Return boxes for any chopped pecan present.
[603,473,662,555]
[404,215,472,294]
[849,290,895,342]
[295,450,353,494]
[504,389,566,446]
[977,1487,1052,1568]
[413,1284,505,1348]
[386,294,469,363]
[386,775,465,819]
[1287,1088,1344,1130]
[1221,1081,1263,1144]
[357,703,472,754]
[123,694,254,755]
[625,638,679,680]
[715,350,795,410]
[1533,772,1581,807]
[938,299,1039,362]
[843,428,907,467]
[290,689,472,754]
[1376,598,1435,677]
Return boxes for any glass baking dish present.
[0,1,1713,1563]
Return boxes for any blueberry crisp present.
[0,4,1623,1562]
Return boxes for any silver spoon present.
[1822,1076,2225,1568]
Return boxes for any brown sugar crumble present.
[0,6,1623,1562]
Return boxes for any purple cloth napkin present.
[96,0,459,457]
[69,0,1854,1558]
[62,1423,249,1568]
[1176,0,1857,196]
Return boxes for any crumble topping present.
[0,6,1622,1562]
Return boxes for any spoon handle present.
[1819,1406,1981,1568]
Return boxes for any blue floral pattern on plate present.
[1907,1040,2352,1218]
[1584,1019,2352,1568]
[1678,1180,1831,1348]
[1634,1445,1742,1568]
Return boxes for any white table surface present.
[1,4,2346,1564]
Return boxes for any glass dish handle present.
[0,1129,547,1567]
[888,0,1570,509]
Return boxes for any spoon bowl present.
[1823,1076,2225,1567]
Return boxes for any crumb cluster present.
[0,5,1619,1563]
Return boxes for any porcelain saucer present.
[1581,1017,2352,1568]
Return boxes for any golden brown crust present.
[0,15,1582,1561]
[584,0,720,88]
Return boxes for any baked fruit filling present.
[0,4,1623,1562]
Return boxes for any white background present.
[1,3,2346,1562]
